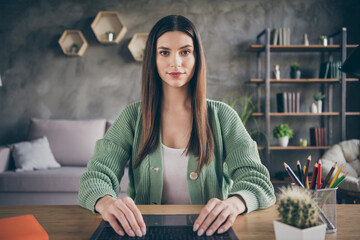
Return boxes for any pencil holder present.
[312,188,337,233]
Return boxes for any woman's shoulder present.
[113,101,141,124]
[206,99,238,117]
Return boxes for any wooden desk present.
[0,205,359,239]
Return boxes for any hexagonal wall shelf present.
[91,11,127,44]
[128,33,148,62]
[58,30,88,56]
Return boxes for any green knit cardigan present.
[78,99,275,214]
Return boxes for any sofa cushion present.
[0,166,130,194]
[11,136,60,172]
[0,147,10,173]
[28,119,106,166]
[0,167,87,192]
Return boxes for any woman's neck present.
[161,84,191,111]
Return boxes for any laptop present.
[90,214,238,239]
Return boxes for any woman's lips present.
[168,72,184,78]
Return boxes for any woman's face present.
[156,31,196,89]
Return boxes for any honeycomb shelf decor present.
[91,11,127,44]
[128,33,148,62]
[58,30,88,56]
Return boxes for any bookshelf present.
[247,28,359,167]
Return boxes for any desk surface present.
[0,205,359,240]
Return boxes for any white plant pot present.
[277,136,289,147]
[321,38,328,46]
[274,220,326,240]
[310,102,318,113]
[315,100,322,113]
[107,33,114,41]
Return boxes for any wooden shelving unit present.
[247,44,358,52]
[252,112,360,116]
[58,30,88,56]
[91,11,127,44]
[249,78,358,83]
[247,28,358,167]
[257,146,331,150]
[128,33,148,62]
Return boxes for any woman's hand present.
[95,195,146,237]
[193,196,246,236]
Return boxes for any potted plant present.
[273,123,293,147]
[311,91,325,113]
[70,43,79,53]
[274,186,326,240]
[290,62,301,79]
[106,31,114,41]
[319,35,328,46]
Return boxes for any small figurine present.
[304,33,309,46]
[273,64,280,80]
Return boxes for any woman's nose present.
[170,53,182,67]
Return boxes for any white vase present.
[273,220,326,240]
[277,136,289,147]
[310,102,318,113]
[315,100,322,113]
[107,32,114,41]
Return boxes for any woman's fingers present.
[194,197,243,236]
[114,197,144,237]
[217,213,237,234]
[205,206,231,236]
[124,197,147,235]
[193,198,220,235]
[112,203,137,237]
[106,215,125,236]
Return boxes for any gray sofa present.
[0,118,129,205]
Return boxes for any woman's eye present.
[181,50,191,55]
[159,51,169,56]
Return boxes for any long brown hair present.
[135,15,214,171]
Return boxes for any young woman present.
[78,15,275,237]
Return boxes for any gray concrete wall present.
[0,0,359,176]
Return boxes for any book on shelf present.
[272,28,291,45]
[310,127,326,146]
[319,61,342,78]
[276,92,300,113]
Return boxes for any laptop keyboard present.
[98,226,234,240]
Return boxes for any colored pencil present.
[303,155,311,186]
[286,164,335,230]
[321,162,337,189]
[329,163,344,188]
[331,172,348,188]
[296,160,302,184]
[303,166,309,188]
[310,163,318,190]
[284,162,305,188]
[317,159,322,189]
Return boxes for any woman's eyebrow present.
[157,44,193,50]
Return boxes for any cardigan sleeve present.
[217,102,276,213]
[78,102,139,213]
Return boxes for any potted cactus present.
[274,186,326,240]
[70,43,79,53]
[273,123,293,147]
[290,62,301,79]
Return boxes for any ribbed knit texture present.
[78,100,275,214]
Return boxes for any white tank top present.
[161,144,191,204]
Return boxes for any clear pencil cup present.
[312,187,337,233]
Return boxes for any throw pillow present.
[11,136,60,172]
